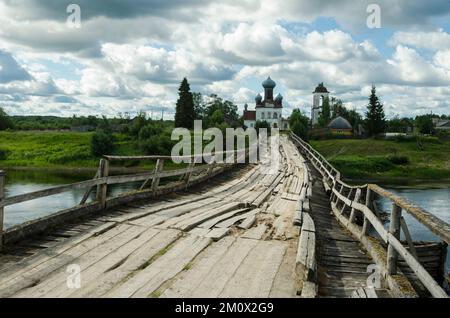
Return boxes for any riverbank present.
[0,131,160,170]
[310,138,450,183]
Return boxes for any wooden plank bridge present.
[0,134,448,298]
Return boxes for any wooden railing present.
[0,149,249,250]
[290,133,450,298]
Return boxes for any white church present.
[243,77,289,130]
[311,82,330,126]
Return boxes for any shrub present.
[138,124,174,155]
[0,149,9,160]
[387,155,409,165]
[91,129,114,157]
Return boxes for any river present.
[2,169,139,229]
[2,169,450,271]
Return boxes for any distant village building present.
[311,83,330,126]
[432,118,450,130]
[243,77,289,130]
[328,116,353,137]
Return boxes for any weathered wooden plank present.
[160,237,237,298]
[186,238,259,298]
[240,223,268,240]
[219,240,287,297]
[13,224,150,297]
[70,229,181,297]
[198,208,250,230]
[0,222,125,297]
[215,209,260,229]
[204,227,230,241]
[104,235,211,298]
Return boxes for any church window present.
[261,112,265,119]
[273,112,278,119]
[267,112,271,119]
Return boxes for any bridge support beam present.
[0,170,4,251]
[387,204,402,275]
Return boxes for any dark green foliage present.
[192,92,206,120]
[174,78,195,129]
[415,114,435,135]
[204,94,239,128]
[387,116,414,133]
[318,96,331,127]
[254,120,271,135]
[138,122,174,155]
[0,149,9,160]
[387,155,409,165]
[0,107,13,130]
[90,129,115,157]
[365,85,386,136]
[289,109,309,140]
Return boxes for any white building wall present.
[256,107,282,128]
[244,120,255,128]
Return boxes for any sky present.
[0,0,450,120]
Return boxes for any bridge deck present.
[307,164,391,298]
[0,137,306,298]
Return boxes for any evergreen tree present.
[365,85,386,136]
[318,96,331,127]
[174,78,195,129]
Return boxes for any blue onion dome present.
[275,93,283,101]
[255,93,262,103]
[262,76,276,89]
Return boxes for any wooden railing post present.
[0,170,5,251]
[349,188,361,224]
[151,158,164,193]
[362,188,372,236]
[96,158,109,209]
[183,160,196,188]
[387,204,402,274]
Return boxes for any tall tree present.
[330,97,348,119]
[174,78,195,129]
[289,109,309,140]
[318,96,331,127]
[192,92,206,120]
[365,85,386,136]
[204,94,239,128]
[0,107,13,131]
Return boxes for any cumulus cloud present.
[0,0,450,117]
[0,50,32,83]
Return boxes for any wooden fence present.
[0,149,249,250]
[290,133,449,298]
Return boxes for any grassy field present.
[0,131,167,170]
[310,138,450,183]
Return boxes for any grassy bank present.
[310,138,450,183]
[0,131,164,170]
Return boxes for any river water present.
[2,169,450,271]
[2,169,138,229]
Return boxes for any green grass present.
[0,131,192,171]
[310,138,450,182]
